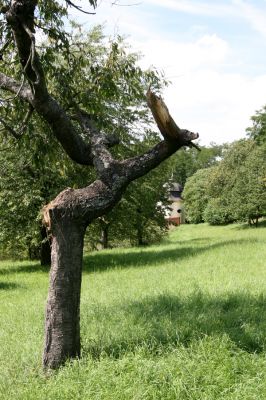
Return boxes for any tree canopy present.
[246,105,266,145]
[0,24,169,259]
[183,139,266,226]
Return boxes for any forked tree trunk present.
[43,218,85,369]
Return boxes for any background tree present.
[246,105,266,145]
[228,143,266,225]
[0,1,198,369]
[182,167,215,224]
[205,139,265,225]
[170,143,222,186]
[183,139,266,226]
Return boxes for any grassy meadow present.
[0,222,266,399]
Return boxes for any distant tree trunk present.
[40,225,51,266]
[43,216,85,369]
[99,218,110,249]
[137,225,144,246]
[28,243,40,261]
[136,208,144,246]
[100,226,109,249]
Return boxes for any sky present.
[69,0,266,145]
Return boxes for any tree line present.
[183,111,266,226]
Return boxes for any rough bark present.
[43,217,85,369]
[42,183,123,367]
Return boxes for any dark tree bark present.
[101,228,108,249]
[1,0,200,369]
[136,208,145,246]
[40,226,51,266]
[43,218,85,368]
[99,219,109,249]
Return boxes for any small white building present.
[165,182,185,226]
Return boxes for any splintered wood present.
[146,89,181,140]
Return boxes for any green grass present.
[0,222,266,399]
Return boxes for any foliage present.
[1,223,266,398]
[182,167,215,224]
[0,132,95,259]
[183,139,266,225]
[203,197,234,225]
[246,105,266,145]
[0,25,166,258]
[171,144,222,186]
[229,144,266,224]
[206,140,266,225]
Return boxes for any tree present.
[0,115,97,262]
[228,143,266,225]
[0,1,198,369]
[246,105,266,145]
[184,139,266,226]
[204,139,266,225]
[171,143,222,186]
[182,167,215,223]
[0,26,165,261]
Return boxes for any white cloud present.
[232,0,266,37]
[131,32,265,145]
[134,34,229,75]
[68,1,266,145]
[164,71,266,145]
[145,0,234,17]
[145,0,266,38]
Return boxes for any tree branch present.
[146,89,200,147]
[0,72,33,103]
[121,90,199,182]
[0,116,22,139]
[65,0,96,14]
[4,0,95,166]
[76,110,120,181]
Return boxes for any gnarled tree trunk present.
[43,215,85,368]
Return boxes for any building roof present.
[169,182,183,192]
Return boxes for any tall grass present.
[0,222,266,399]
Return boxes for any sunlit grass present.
[0,222,266,399]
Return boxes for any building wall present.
[166,198,185,225]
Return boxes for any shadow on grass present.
[83,238,254,274]
[234,219,266,230]
[83,291,266,360]
[0,263,49,276]
[0,281,22,290]
[0,235,260,277]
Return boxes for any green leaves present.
[247,105,266,145]
[0,23,167,258]
[183,139,266,225]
